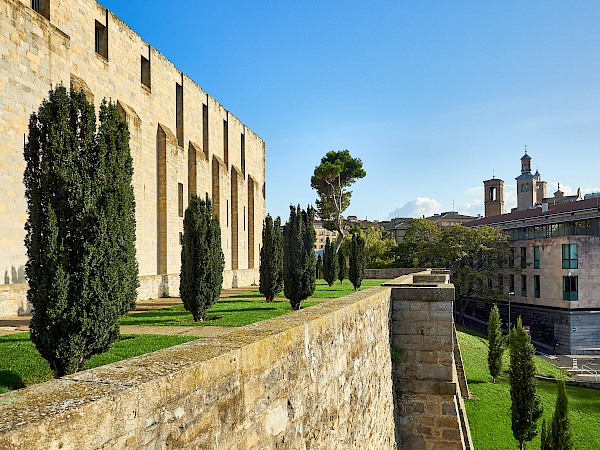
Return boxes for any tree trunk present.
[334,228,345,253]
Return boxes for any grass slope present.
[458,327,600,450]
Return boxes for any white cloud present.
[457,199,483,215]
[388,197,441,219]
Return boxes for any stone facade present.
[0,0,265,298]
[0,272,472,450]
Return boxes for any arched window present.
[525,183,529,192]
[521,183,524,193]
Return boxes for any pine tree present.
[259,214,283,303]
[549,379,573,450]
[283,205,316,310]
[322,237,339,286]
[509,316,543,450]
[338,249,347,284]
[316,254,323,280]
[180,195,225,321]
[487,303,505,383]
[349,233,365,291]
[25,86,138,378]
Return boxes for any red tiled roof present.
[465,196,600,227]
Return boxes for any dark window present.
[141,55,151,89]
[498,274,503,292]
[202,103,209,158]
[241,133,246,177]
[534,246,540,269]
[521,275,527,297]
[563,276,578,301]
[534,275,540,298]
[178,183,184,217]
[223,120,229,167]
[509,274,515,293]
[94,20,108,59]
[176,83,183,147]
[226,199,229,227]
[31,0,49,19]
[520,247,527,269]
[562,244,578,269]
[509,247,515,268]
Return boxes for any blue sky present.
[100,0,600,221]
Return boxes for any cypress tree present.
[259,214,283,303]
[487,303,504,383]
[180,195,225,321]
[338,249,347,284]
[316,254,323,280]
[509,316,543,450]
[283,205,316,310]
[349,233,365,291]
[549,379,573,450]
[25,86,138,378]
[322,237,338,286]
[541,420,551,450]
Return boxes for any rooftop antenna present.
[524,143,528,153]
[492,168,495,179]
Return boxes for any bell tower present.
[484,177,504,217]
[516,149,537,211]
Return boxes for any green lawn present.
[0,333,198,394]
[121,279,387,327]
[458,327,600,450]
[1,279,387,393]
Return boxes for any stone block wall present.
[0,287,397,449]
[386,274,473,450]
[0,0,266,291]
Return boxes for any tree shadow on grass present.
[0,370,25,391]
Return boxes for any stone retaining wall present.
[0,288,397,449]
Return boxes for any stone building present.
[0,0,266,308]
[467,152,600,354]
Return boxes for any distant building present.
[426,211,478,229]
[467,151,599,354]
[314,220,339,251]
[379,217,412,245]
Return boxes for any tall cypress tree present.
[316,254,323,280]
[259,214,283,303]
[283,205,316,310]
[25,87,138,377]
[509,316,543,450]
[322,237,338,286]
[338,249,347,284]
[549,379,573,450]
[180,195,224,321]
[487,303,505,383]
[349,233,365,291]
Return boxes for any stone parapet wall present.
[365,268,421,279]
[0,284,30,316]
[386,274,473,450]
[0,287,397,449]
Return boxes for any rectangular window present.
[141,55,151,89]
[563,276,578,301]
[534,275,540,298]
[497,274,503,293]
[521,275,527,297]
[241,133,246,177]
[534,246,540,269]
[223,120,229,167]
[178,183,184,217]
[31,0,49,19]
[562,244,578,269]
[509,274,515,294]
[509,247,515,268]
[520,247,527,269]
[94,20,108,59]
[202,103,208,157]
[226,199,229,227]
[176,83,183,147]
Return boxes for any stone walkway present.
[0,286,259,337]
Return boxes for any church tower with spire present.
[516,149,537,211]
